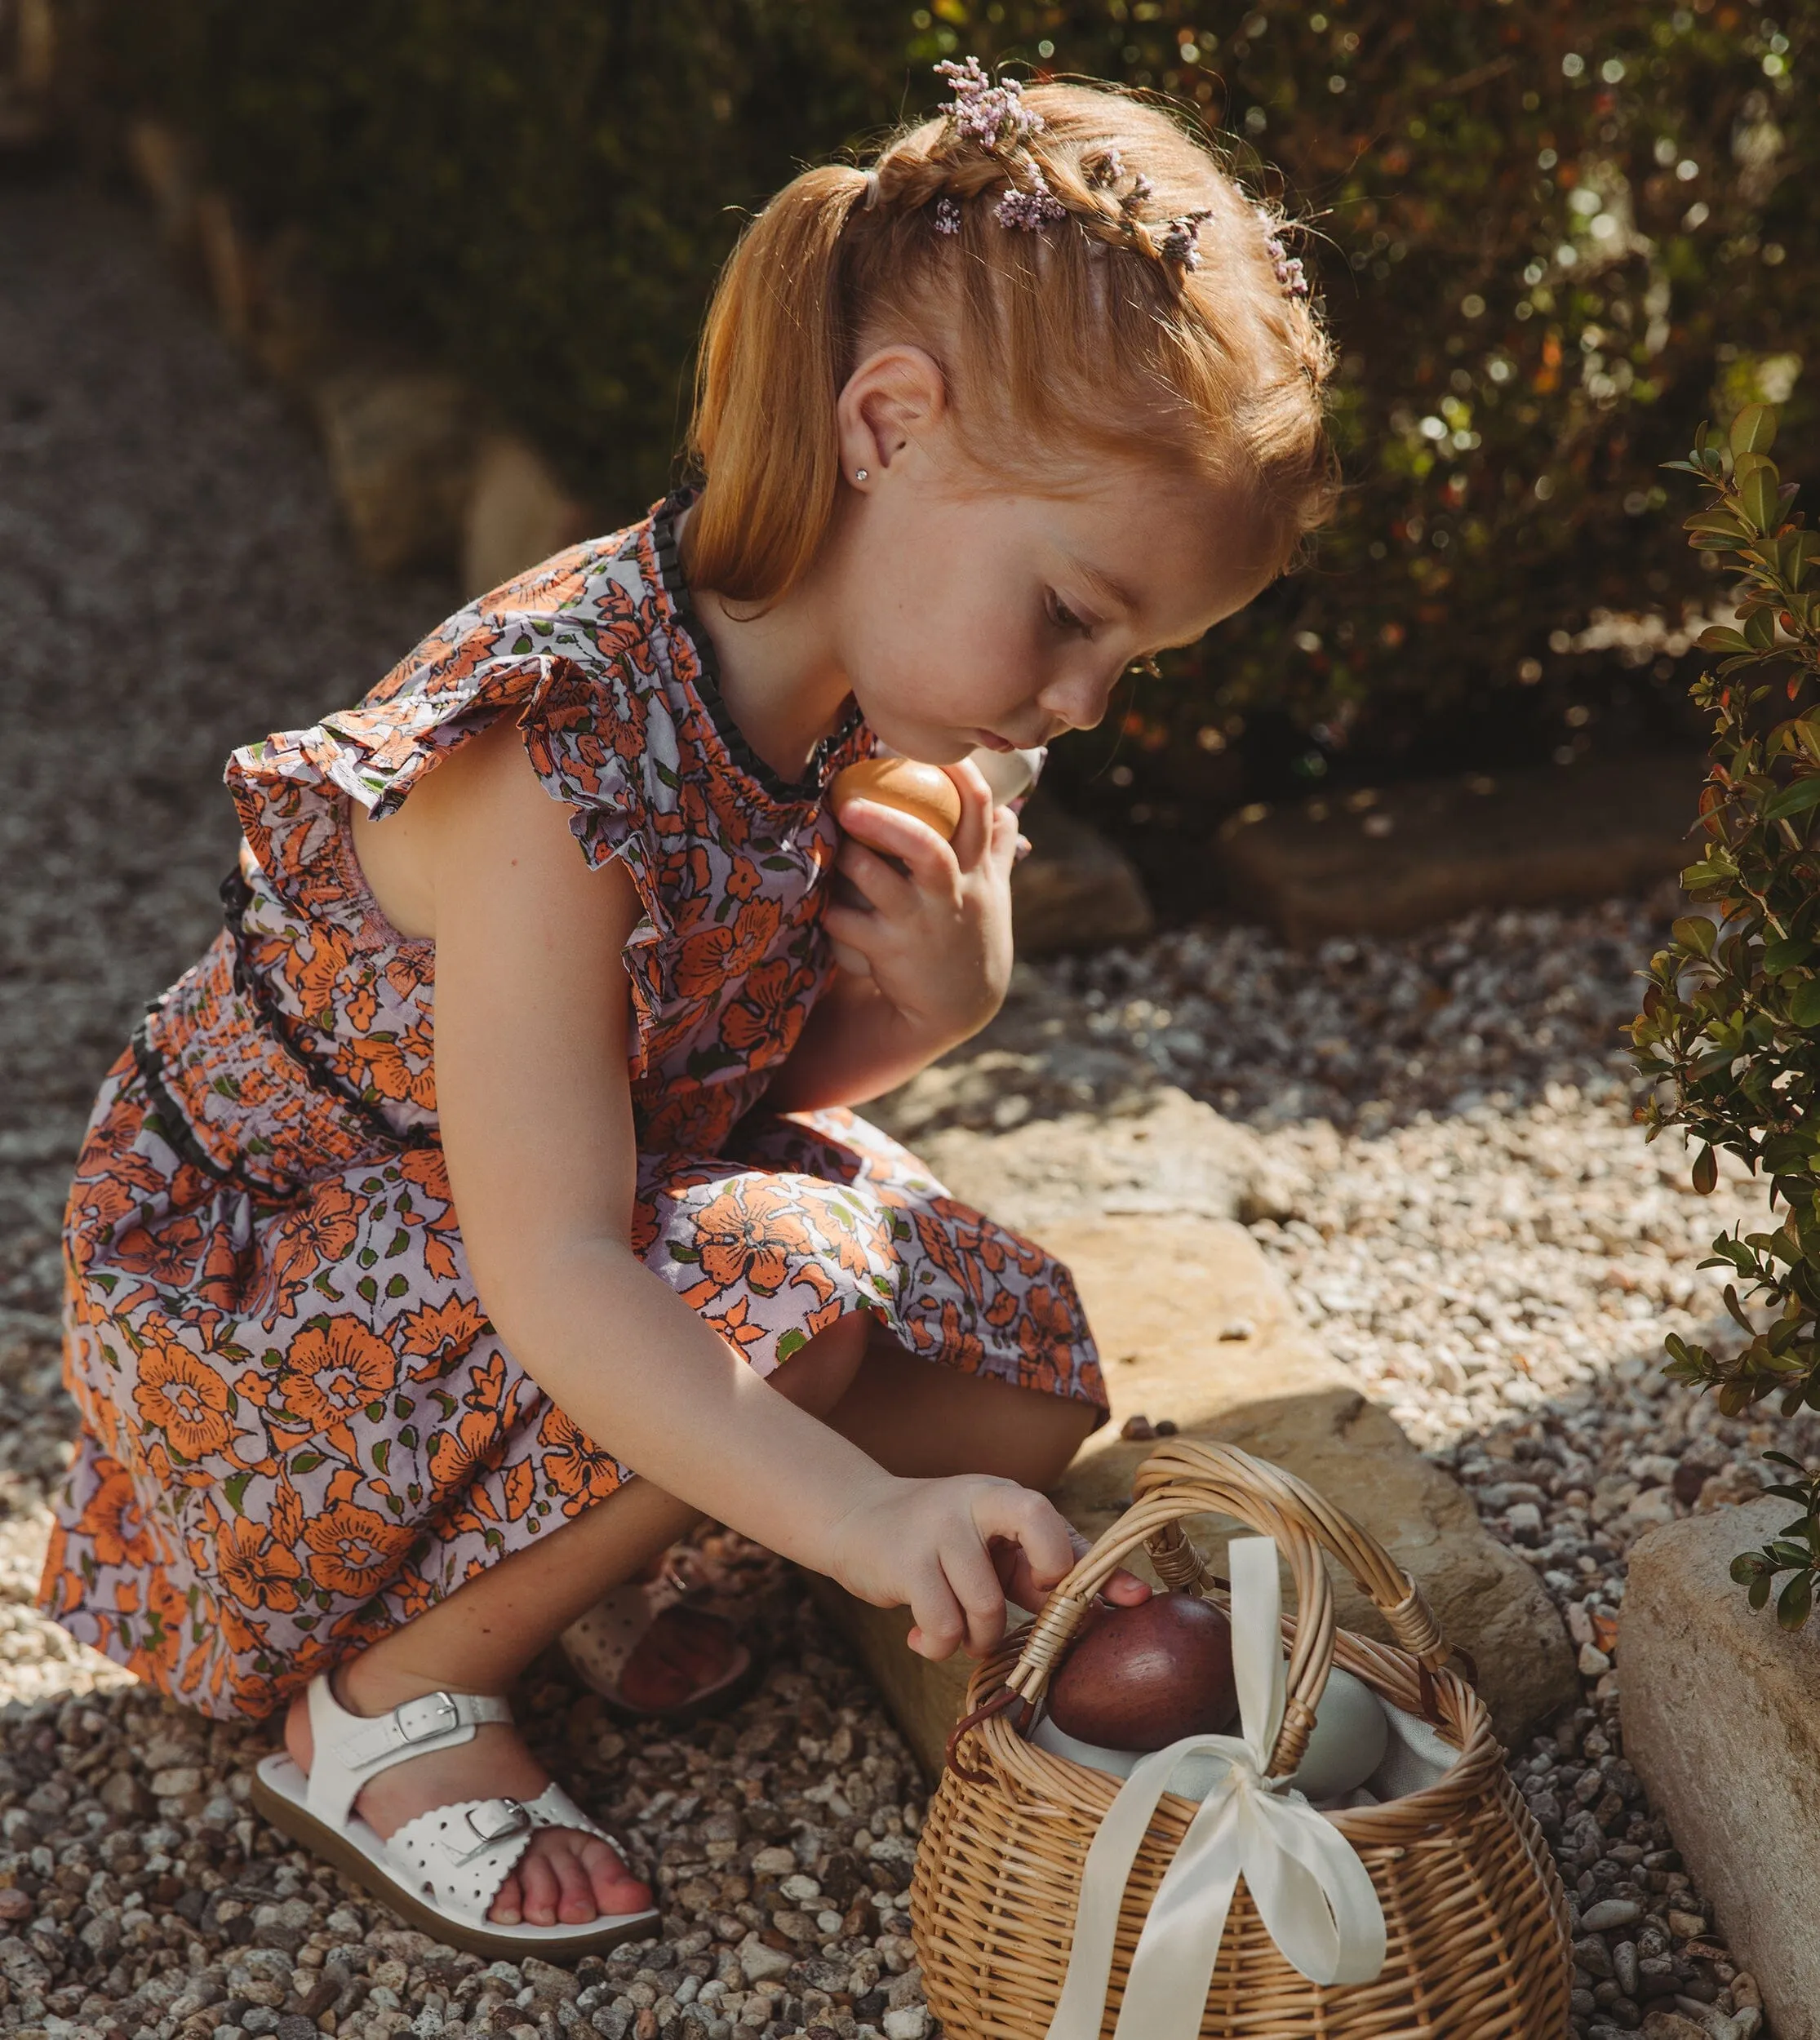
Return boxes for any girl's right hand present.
[828,1472,1089,1660]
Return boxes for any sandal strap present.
[385,1783,624,1928]
[304,1674,514,1829]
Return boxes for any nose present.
[1037,663,1121,735]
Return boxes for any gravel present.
[0,171,1797,2038]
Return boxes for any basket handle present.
[1004,1439,1448,1779]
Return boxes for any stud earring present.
[854,468,869,482]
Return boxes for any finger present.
[946,760,995,871]
[837,836,921,913]
[1102,1567,1154,1605]
[987,799,1024,877]
[907,1564,967,1661]
[941,1532,1010,1657]
[822,900,890,966]
[837,796,958,880]
[979,1488,1078,1594]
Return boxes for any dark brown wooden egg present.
[1046,1593,1239,1753]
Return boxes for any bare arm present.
[386,721,1073,1655]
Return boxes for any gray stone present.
[463,432,592,600]
[890,1087,1301,1242]
[1622,1498,1820,2040]
[1578,1899,1640,1931]
[735,1937,791,1986]
[313,367,477,577]
[1011,794,1153,956]
[1214,755,1707,944]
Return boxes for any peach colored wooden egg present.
[828,757,962,840]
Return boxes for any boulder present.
[462,431,593,599]
[817,1213,1575,1777]
[1622,1498,1820,2040]
[1214,754,1707,945]
[1012,793,1153,956]
[899,1087,1303,1235]
[313,368,477,577]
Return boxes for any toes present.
[582,1834,652,1917]
[489,1868,524,1927]
[543,1837,598,1925]
[517,1846,563,1927]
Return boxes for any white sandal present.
[562,1581,756,1723]
[250,1676,661,1958]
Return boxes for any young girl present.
[42,68,1331,1954]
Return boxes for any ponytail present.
[682,166,871,607]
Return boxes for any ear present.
[836,345,948,486]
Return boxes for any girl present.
[42,67,1332,1954]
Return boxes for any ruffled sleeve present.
[225,530,682,1071]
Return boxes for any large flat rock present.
[819,1213,1574,1777]
[1622,1499,1820,2039]
[1214,753,1705,945]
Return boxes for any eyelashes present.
[1046,591,1093,637]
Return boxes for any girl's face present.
[822,348,1279,765]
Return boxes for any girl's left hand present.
[824,758,1019,1054]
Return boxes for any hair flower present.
[1157,208,1214,269]
[932,196,963,236]
[935,55,1043,151]
[995,184,1069,232]
[1257,208,1312,298]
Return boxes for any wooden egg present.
[1047,1593,1240,1753]
[1285,1664,1389,1802]
[829,757,962,841]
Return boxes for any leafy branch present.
[1628,400,1820,1627]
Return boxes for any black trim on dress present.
[650,491,863,805]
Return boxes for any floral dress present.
[39,496,1106,1721]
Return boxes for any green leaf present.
[1693,1146,1720,1195]
[1778,1568,1814,1630]
[1673,915,1718,956]
[1741,467,1780,533]
[1789,979,1820,1030]
[224,1472,251,1517]
[1733,402,1778,456]
[1763,936,1815,973]
[1696,626,1754,654]
[1763,777,1820,823]
[1749,1572,1773,1609]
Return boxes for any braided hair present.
[686,70,1334,607]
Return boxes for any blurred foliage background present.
[98,0,1816,872]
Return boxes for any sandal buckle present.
[394,1692,463,1745]
[455,1798,531,1861]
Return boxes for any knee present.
[769,1310,872,1420]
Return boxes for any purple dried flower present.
[1085,147,1125,190]
[995,184,1069,232]
[1157,209,1214,268]
[1121,173,1154,211]
[1257,209,1312,297]
[935,55,1042,151]
[1278,254,1309,297]
[932,196,963,236]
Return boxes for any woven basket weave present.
[911,1439,1571,2039]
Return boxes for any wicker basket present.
[912,1439,1571,2038]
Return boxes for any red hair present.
[684,82,1334,606]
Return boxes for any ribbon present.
[1043,1537,1387,2040]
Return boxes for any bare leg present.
[827,1326,1102,1490]
[283,1310,872,1927]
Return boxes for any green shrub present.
[100,2,1816,824]
[1627,400,1820,1626]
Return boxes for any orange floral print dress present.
[40,497,1107,1721]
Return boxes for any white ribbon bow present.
[1043,1537,1387,2040]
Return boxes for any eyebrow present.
[1066,557,1139,618]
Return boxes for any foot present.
[285,1679,652,1928]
